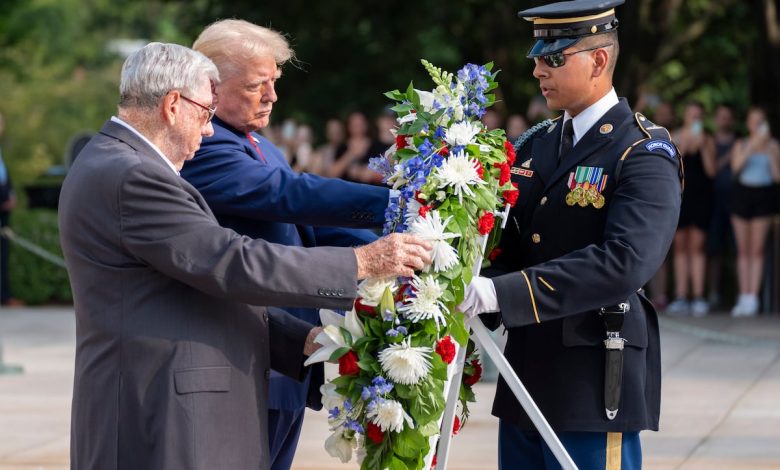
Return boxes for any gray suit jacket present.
[59,120,358,470]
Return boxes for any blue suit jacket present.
[182,116,388,409]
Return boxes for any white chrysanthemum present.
[369,399,415,433]
[404,198,423,224]
[304,309,364,366]
[378,337,433,385]
[357,277,398,307]
[320,383,345,412]
[445,121,482,147]
[435,150,487,204]
[398,275,448,328]
[325,430,356,463]
[407,210,459,272]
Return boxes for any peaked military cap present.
[519,0,624,58]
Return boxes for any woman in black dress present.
[667,102,717,316]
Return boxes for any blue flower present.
[386,328,399,337]
[369,155,394,182]
[382,309,395,322]
[328,407,340,419]
[343,399,353,412]
[344,418,364,434]
[361,386,372,401]
[396,326,408,336]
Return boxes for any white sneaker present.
[742,295,759,317]
[690,298,709,317]
[666,298,690,316]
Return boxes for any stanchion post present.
[0,227,24,375]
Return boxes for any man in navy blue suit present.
[181,19,392,470]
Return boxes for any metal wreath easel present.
[432,207,578,470]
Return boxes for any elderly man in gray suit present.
[58,42,430,470]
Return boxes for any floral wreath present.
[305,60,516,470]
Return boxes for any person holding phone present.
[667,101,717,316]
[729,107,780,316]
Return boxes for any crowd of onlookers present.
[646,102,780,317]
[256,97,556,184]
[252,100,780,318]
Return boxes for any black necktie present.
[559,118,574,160]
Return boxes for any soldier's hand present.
[458,276,500,319]
[354,233,432,279]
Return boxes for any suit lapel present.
[544,100,630,192]
[529,117,562,186]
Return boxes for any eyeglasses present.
[181,95,217,123]
[535,43,614,68]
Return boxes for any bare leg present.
[731,216,750,296]
[689,227,707,298]
[673,229,690,299]
[747,217,771,295]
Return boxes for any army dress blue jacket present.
[487,99,682,432]
[181,116,389,410]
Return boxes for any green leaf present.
[449,312,469,346]
[418,420,441,437]
[328,346,350,362]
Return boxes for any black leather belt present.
[600,301,629,420]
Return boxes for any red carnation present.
[366,422,384,444]
[431,455,437,468]
[439,146,449,156]
[414,191,427,204]
[453,416,461,435]
[396,134,408,149]
[488,247,503,261]
[494,162,511,186]
[354,298,376,316]
[474,161,484,179]
[338,350,360,376]
[436,336,456,364]
[504,140,516,166]
[419,204,432,218]
[477,211,495,235]
[503,188,519,207]
[463,359,483,386]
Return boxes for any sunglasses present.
[535,43,614,68]
[181,94,217,123]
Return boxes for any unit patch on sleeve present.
[645,140,676,159]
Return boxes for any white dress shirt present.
[110,116,179,175]
[562,87,619,147]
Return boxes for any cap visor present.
[527,38,581,58]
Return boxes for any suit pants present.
[498,420,641,470]
[268,407,306,470]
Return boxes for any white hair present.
[119,42,220,109]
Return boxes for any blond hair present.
[193,19,294,79]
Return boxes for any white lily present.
[304,309,365,366]
[324,429,356,463]
[357,277,398,307]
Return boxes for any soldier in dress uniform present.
[458,1,683,469]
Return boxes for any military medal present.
[565,166,609,208]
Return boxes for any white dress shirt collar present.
[562,88,619,147]
[110,116,179,175]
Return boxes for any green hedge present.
[8,208,72,305]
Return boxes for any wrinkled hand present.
[354,233,432,279]
[458,276,499,319]
[304,326,323,357]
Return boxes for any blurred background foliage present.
[1,0,779,303]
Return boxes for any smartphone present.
[758,122,770,136]
[691,120,703,136]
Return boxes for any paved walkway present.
[0,308,779,469]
